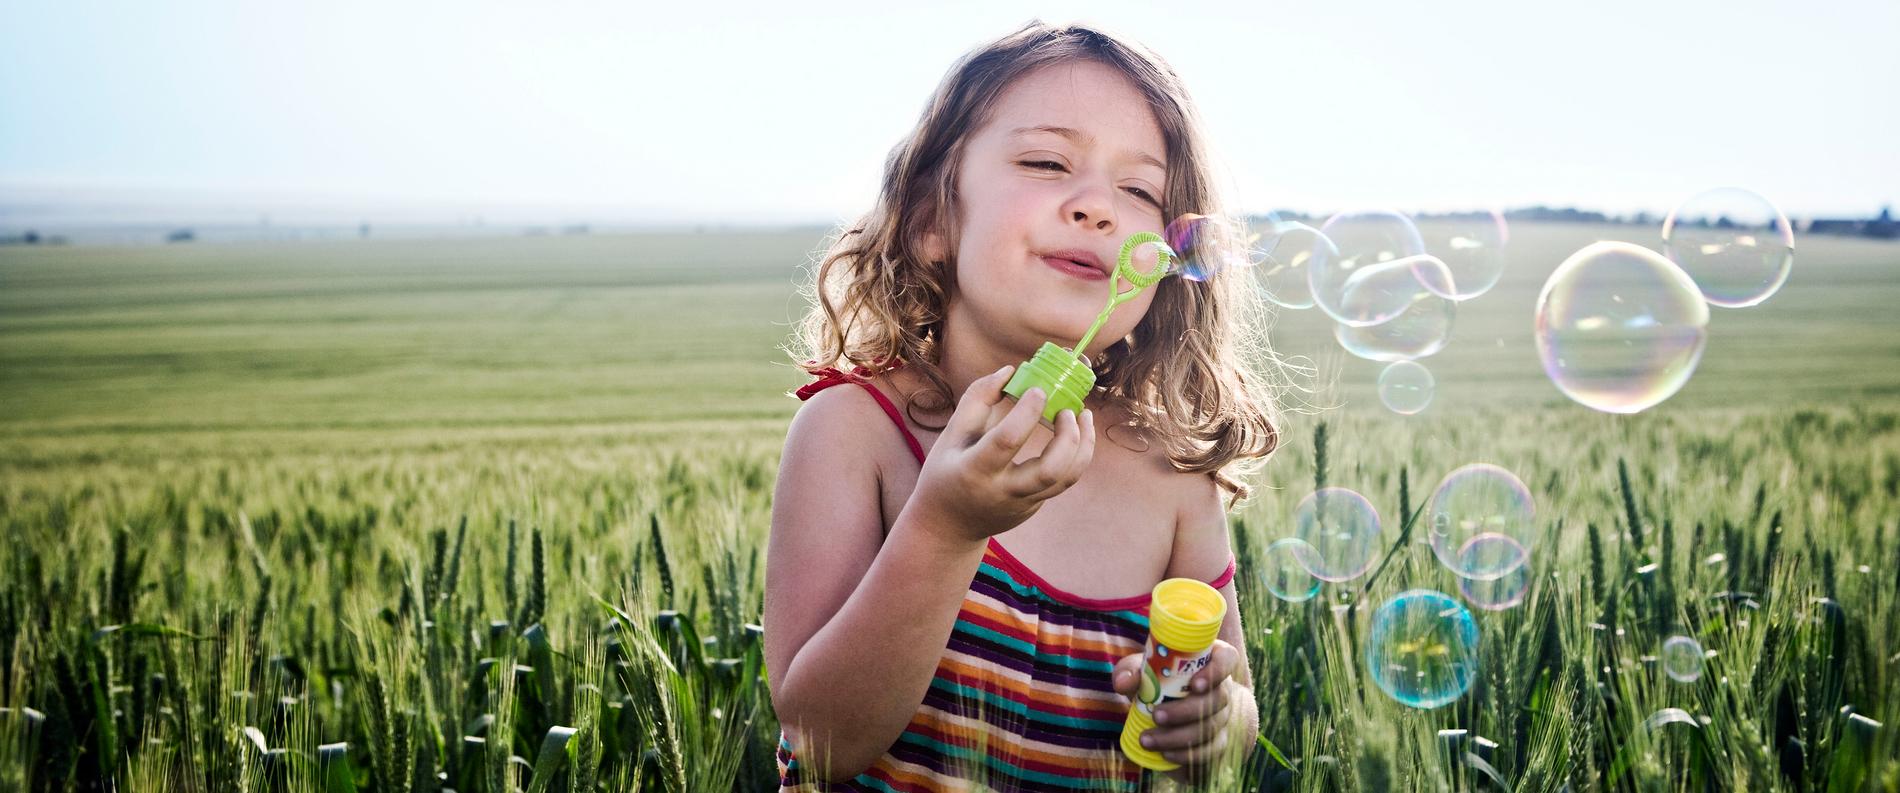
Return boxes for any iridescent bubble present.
[1533,241,1710,414]
[1418,210,1510,301]
[1164,213,1243,282]
[1365,589,1480,709]
[1250,221,1333,309]
[1260,538,1321,602]
[1377,360,1435,415]
[1428,464,1534,581]
[1661,635,1705,683]
[1336,276,1456,362]
[1291,487,1382,583]
[1456,536,1530,610]
[1310,209,1429,326]
[1662,187,1795,308]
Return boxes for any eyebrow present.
[1010,125,1166,173]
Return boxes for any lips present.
[1039,249,1108,281]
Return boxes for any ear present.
[919,226,949,265]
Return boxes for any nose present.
[1063,183,1117,234]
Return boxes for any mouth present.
[1038,249,1109,281]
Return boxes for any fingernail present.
[1193,678,1207,692]
[1140,736,1153,749]
[996,365,1012,376]
[1026,388,1044,400]
[1154,711,1169,724]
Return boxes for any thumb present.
[1111,653,1144,696]
[947,365,1015,439]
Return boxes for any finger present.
[1152,681,1231,727]
[977,387,1046,467]
[1160,729,1231,767]
[947,365,1015,442]
[1014,409,1079,499]
[1111,653,1144,696]
[1140,712,1229,752]
[1192,641,1241,695]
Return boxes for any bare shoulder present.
[1165,467,1235,583]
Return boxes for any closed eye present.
[1019,160,1163,208]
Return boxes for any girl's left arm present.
[1160,476,1260,784]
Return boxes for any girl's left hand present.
[1110,639,1245,767]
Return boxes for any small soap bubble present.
[1456,536,1530,610]
[1310,209,1430,326]
[1250,221,1333,309]
[1662,187,1795,308]
[1533,241,1710,414]
[1365,589,1480,709]
[1418,210,1510,301]
[1429,464,1535,581]
[1643,707,1702,732]
[1661,635,1705,683]
[1378,361,1435,415]
[1291,487,1382,583]
[1260,538,1322,602]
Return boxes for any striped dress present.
[778,366,1237,792]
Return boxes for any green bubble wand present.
[1003,231,1175,425]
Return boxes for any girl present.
[765,20,1282,792]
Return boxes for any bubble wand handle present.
[1071,231,1173,354]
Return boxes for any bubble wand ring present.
[1003,231,1175,426]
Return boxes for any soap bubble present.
[1260,538,1321,602]
[1378,361,1436,415]
[1164,213,1244,282]
[1533,241,1710,414]
[1661,635,1705,683]
[1250,221,1333,309]
[1428,464,1534,581]
[1365,589,1480,708]
[1662,187,1795,308]
[1291,487,1382,583]
[1418,210,1510,301]
[1311,209,1430,326]
[1643,707,1703,732]
[1456,536,1530,610]
[1336,282,1456,362]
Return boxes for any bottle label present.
[1131,634,1212,716]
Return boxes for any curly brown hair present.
[785,20,1291,506]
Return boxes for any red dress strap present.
[794,365,926,465]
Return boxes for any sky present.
[2,0,1896,227]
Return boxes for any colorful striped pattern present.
[775,538,1236,792]
[779,365,1237,791]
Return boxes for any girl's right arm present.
[764,365,1095,783]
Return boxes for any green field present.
[2,223,1898,791]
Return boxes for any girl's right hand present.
[907,364,1096,546]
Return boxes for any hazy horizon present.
[4,0,1897,230]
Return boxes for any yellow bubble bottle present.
[1119,578,1226,772]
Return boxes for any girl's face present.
[938,60,1171,361]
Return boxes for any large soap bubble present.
[1533,242,1710,414]
[1417,210,1510,301]
[1310,209,1430,326]
[1336,282,1456,362]
[1366,589,1480,708]
[1250,221,1333,309]
[1291,487,1382,583]
[1428,464,1535,581]
[1165,213,1246,282]
[1662,187,1795,308]
[1260,538,1321,602]
[1378,360,1436,415]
